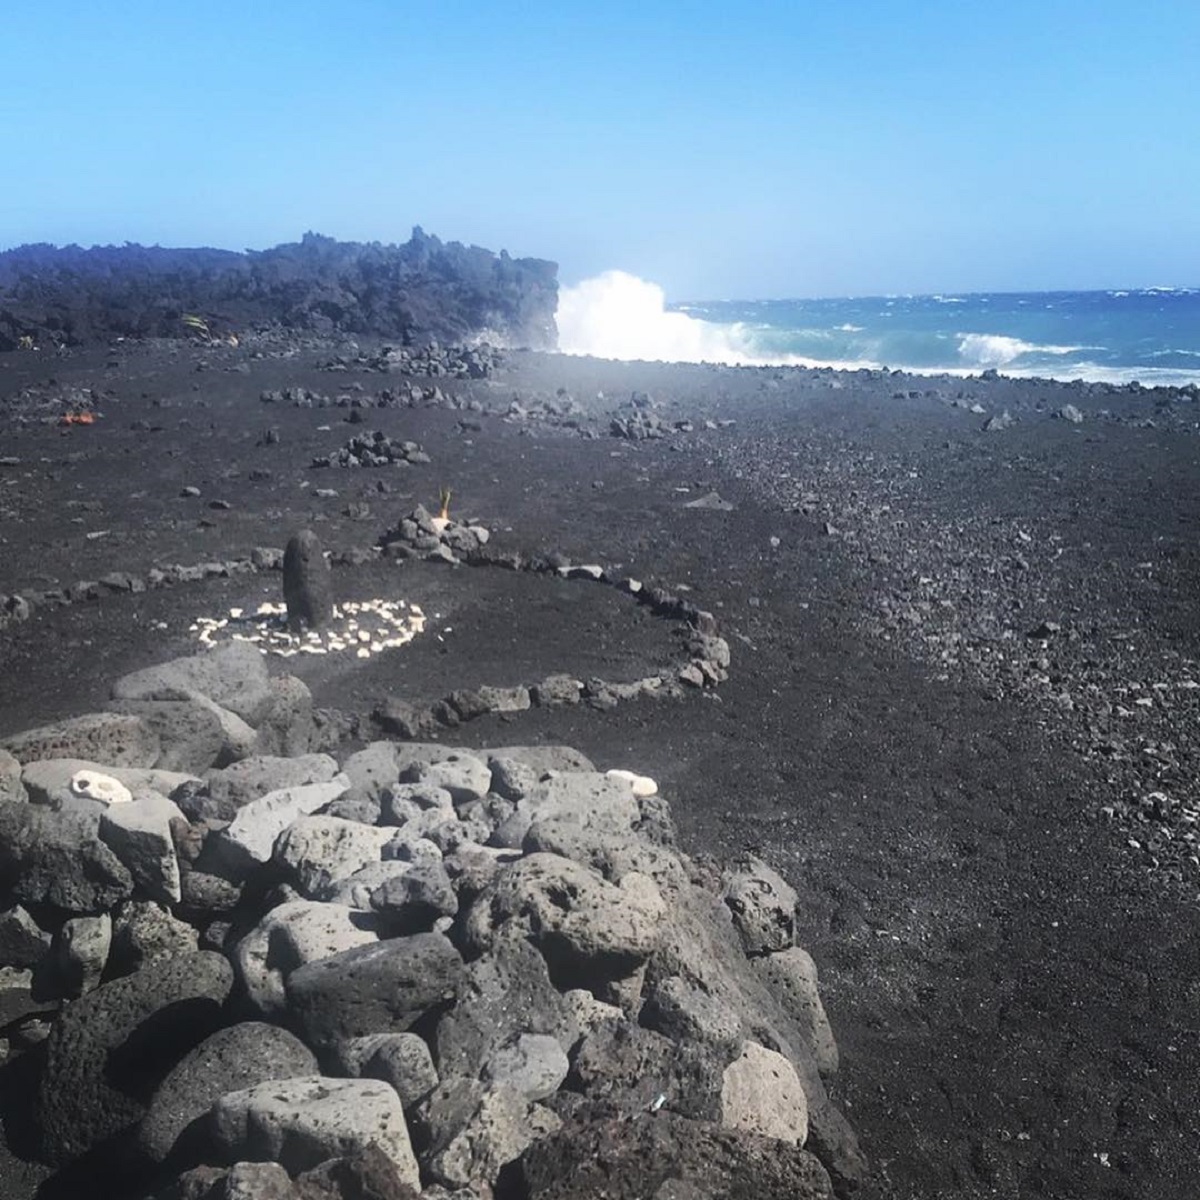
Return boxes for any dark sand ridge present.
[1,338,1199,1198]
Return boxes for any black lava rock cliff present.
[0,228,558,351]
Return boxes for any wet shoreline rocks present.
[0,642,861,1199]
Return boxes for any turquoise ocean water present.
[678,288,1200,386]
[556,274,1200,387]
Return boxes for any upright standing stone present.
[283,530,332,633]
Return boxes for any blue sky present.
[2,1,1196,299]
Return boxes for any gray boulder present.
[112,643,273,726]
[138,1021,319,1164]
[202,776,350,880]
[0,803,133,913]
[369,861,458,932]
[721,1040,809,1146]
[0,904,52,969]
[485,745,596,775]
[205,753,340,810]
[99,793,184,904]
[491,772,636,850]
[287,932,465,1052]
[37,950,233,1164]
[482,1033,569,1102]
[486,755,541,802]
[723,856,798,955]
[0,748,26,802]
[464,853,666,985]
[336,1032,439,1109]
[513,1105,833,1200]
[435,935,577,1080]
[641,973,744,1061]
[253,674,315,758]
[341,742,405,802]
[1,711,160,769]
[210,1075,419,1184]
[315,861,411,907]
[647,875,864,1192]
[233,899,378,1017]
[107,696,235,774]
[397,752,491,805]
[752,947,840,1077]
[0,964,57,1029]
[274,816,391,897]
[569,1020,725,1122]
[109,900,199,975]
[419,1078,559,1190]
[517,774,643,868]
[20,758,197,808]
[49,913,112,998]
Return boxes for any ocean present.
[555,272,1200,388]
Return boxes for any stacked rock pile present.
[2,381,102,426]
[379,505,492,566]
[260,386,332,407]
[312,432,431,469]
[0,641,863,1200]
[321,343,504,379]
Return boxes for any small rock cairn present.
[0,639,864,1199]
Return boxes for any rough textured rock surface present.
[0,712,160,769]
[436,935,577,1079]
[210,1074,420,1185]
[204,753,339,811]
[721,1040,810,1146]
[111,643,273,727]
[286,933,465,1051]
[19,759,196,809]
[283,530,333,633]
[0,803,133,913]
[0,747,24,802]
[36,950,234,1164]
[465,853,666,986]
[137,1021,319,1164]
[514,1105,833,1200]
[232,900,378,1017]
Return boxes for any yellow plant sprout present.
[181,313,210,339]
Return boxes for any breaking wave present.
[555,271,756,364]
[555,271,868,370]
[956,333,1089,367]
[554,272,1200,387]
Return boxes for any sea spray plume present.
[555,271,869,369]
[556,270,757,364]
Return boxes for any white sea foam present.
[556,271,750,363]
[956,333,1088,367]
[555,271,871,370]
[554,272,1200,387]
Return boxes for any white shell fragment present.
[606,768,659,797]
[71,770,133,805]
[189,598,428,659]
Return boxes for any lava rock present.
[283,530,333,633]
[286,932,465,1051]
[37,950,233,1164]
[138,1021,319,1164]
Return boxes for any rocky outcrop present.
[0,228,558,352]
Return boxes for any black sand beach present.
[2,335,1199,1199]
